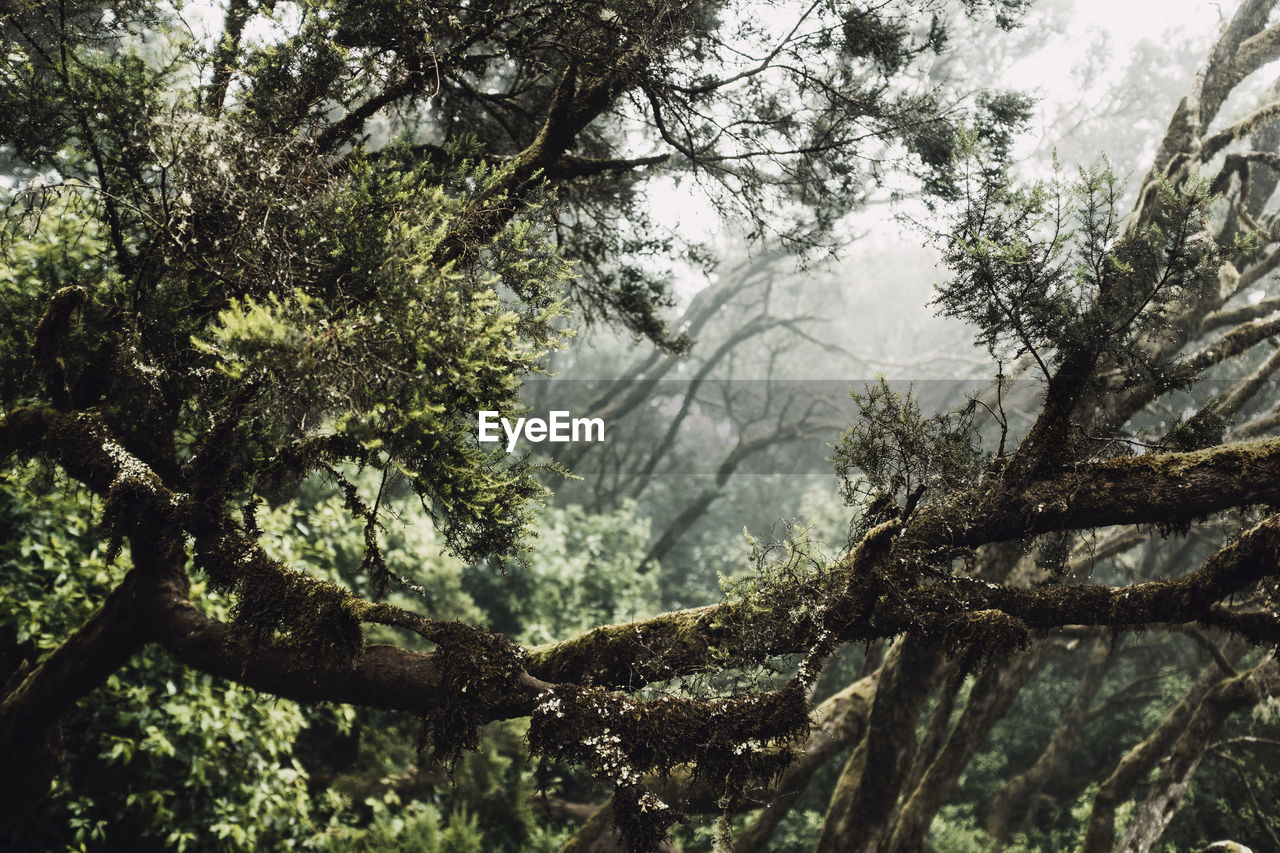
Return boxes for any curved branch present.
[1077,637,1249,853]
[0,568,150,832]
[1202,99,1280,162]
[530,450,1280,689]
[1198,298,1280,337]
[12,404,1280,699]
[1168,312,1280,386]
[1113,653,1280,853]
[150,579,540,720]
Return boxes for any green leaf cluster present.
[935,160,1219,384]
[0,469,323,851]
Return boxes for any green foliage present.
[308,799,486,853]
[256,471,487,626]
[831,379,982,538]
[2,28,571,568]
[175,141,572,563]
[0,469,322,851]
[463,501,660,644]
[764,807,828,853]
[925,805,1029,852]
[935,160,1219,382]
[2,0,1030,351]
[17,0,1265,850]
[251,470,660,644]
[717,522,840,670]
[1,461,654,849]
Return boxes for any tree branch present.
[205,0,254,117]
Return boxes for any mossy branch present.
[529,441,1280,686]
[30,286,87,411]
[1168,312,1280,387]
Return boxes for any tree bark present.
[884,645,1048,853]
[901,662,964,798]
[1078,639,1249,853]
[986,638,1116,849]
[0,520,188,832]
[816,637,943,853]
[1114,654,1280,853]
[737,670,881,852]
[0,570,148,832]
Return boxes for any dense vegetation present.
[4,0,1280,851]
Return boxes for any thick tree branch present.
[0,568,150,832]
[546,153,670,181]
[986,638,1117,849]
[1232,21,1280,90]
[887,646,1046,853]
[205,0,254,117]
[11,404,1280,702]
[816,637,942,853]
[737,671,879,852]
[1078,639,1248,853]
[1130,0,1277,227]
[530,447,1280,689]
[0,405,547,720]
[1113,653,1280,853]
[434,41,659,268]
[1167,312,1280,387]
[1198,299,1280,337]
[1209,150,1280,196]
[313,75,426,153]
[1202,99,1280,162]
[148,578,540,720]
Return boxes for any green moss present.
[416,621,526,769]
[527,679,811,851]
[194,531,365,665]
[525,605,724,687]
[929,609,1031,672]
[610,784,683,853]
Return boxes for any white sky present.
[665,0,1233,245]
[1006,0,1224,95]
[658,0,1245,376]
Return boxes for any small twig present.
[427,51,441,98]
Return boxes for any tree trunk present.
[0,573,147,829]
[1078,639,1248,853]
[816,636,943,853]
[901,662,963,798]
[986,638,1116,849]
[737,671,880,852]
[884,644,1047,853]
[1115,654,1280,853]
[0,518,198,832]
